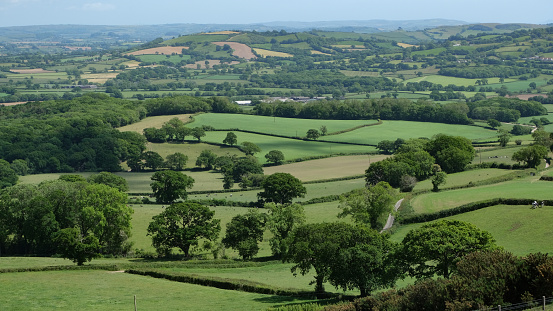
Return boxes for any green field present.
[136,54,191,64]
[322,120,497,145]
[392,204,553,256]
[409,175,552,214]
[412,168,520,191]
[404,75,508,87]
[0,270,314,311]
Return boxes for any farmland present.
[2,21,553,311]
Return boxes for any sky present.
[0,0,551,27]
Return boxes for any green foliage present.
[164,152,188,171]
[426,134,475,173]
[150,170,195,204]
[512,145,548,168]
[87,171,129,192]
[306,129,320,140]
[265,150,285,165]
[142,151,165,170]
[497,129,512,147]
[53,227,101,266]
[487,118,501,129]
[258,173,306,205]
[241,141,261,156]
[399,220,497,279]
[431,171,447,192]
[266,203,306,257]
[338,182,397,230]
[223,132,238,146]
[147,202,220,257]
[510,124,533,136]
[222,210,267,260]
[192,127,206,141]
[195,149,217,169]
[0,159,18,189]
[10,159,29,176]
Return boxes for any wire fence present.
[478,296,553,311]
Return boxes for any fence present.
[478,296,553,311]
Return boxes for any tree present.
[165,152,188,171]
[512,145,548,168]
[54,227,101,266]
[376,140,395,154]
[150,170,195,204]
[87,171,129,192]
[399,220,496,279]
[487,119,502,129]
[258,173,306,205]
[306,129,320,140]
[510,124,533,136]
[327,225,399,297]
[147,202,220,257]
[195,150,217,169]
[426,134,475,173]
[532,129,553,147]
[241,141,261,156]
[222,210,267,260]
[0,160,18,189]
[320,125,328,136]
[338,181,396,230]
[10,159,29,176]
[498,130,512,147]
[191,127,206,142]
[266,203,306,257]
[265,150,285,165]
[223,132,237,146]
[143,151,165,171]
[432,171,447,192]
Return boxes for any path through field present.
[381,198,404,232]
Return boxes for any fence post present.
[498,305,501,311]
[134,295,137,311]
[544,296,546,311]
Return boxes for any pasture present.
[392,204,553,256]
[403,75,506,86]
[409,175,552,214]
[412,168,521,191]
[0,270,314,311]
[252,48,293,58]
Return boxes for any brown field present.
[9,69,55,74]
[121,60,141,68]
[397,43,419,48]
[508,94,543,100]
[81,72,119,84]
[117,114,193,133]
[252,48,293,58]
[213,42,256,60]
[64,46,91,51]
[264,154,389,182]
[311,50,331,55]
[184,60,239,69]
[0,102,28,106]
[202,31,240,35]
[126,46,189,56]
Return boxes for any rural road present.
[381,198,404,232]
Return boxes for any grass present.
[0,270,315,310]
[392,204,553,256]
[412,168,519,191]
[403,75,507,87]
[136,54,191,64]
[253,48,293,58]
[323,120,497,145]
[117,114,193,133]
[409,174,553,214]
[472,146,526,165]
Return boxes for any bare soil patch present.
[203,31,240,35]
[184,60,239,69]
[127,46,189,56]
[213,42,256,60]
[508,94,541,100]
[82,72,119,84]
[9,69,55,74]
[264,154,390,182]
[0,102,28,106]
[64,46,91,51]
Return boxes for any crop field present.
[213,42,256,60]
[126,46,189,56]
[190,113,376,137]
[264,154,387,181]
[409,175,552,214]
[321,120,497,145]
[404,75,506,86]
[252,48,293,58]
[136,54,191,64]
[392,204,553,256]
[0,270,313,311]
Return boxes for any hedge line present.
[540,176,553,181]
[125,269,319,298]
[0,264,120,274]
[399,198,553,224]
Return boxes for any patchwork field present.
[126,46,189,56]
[252,48,293,58]
[213,42,256,60]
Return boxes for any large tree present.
[195,150,217,169]
[399,220,497,279]
[512,144,548,168]
[164,152,188,171]
[426,134,475,173]
[266,202,306,257]
[0,160,18,189]
[87,171,129,192]
[258,173,306,205]
[241,141,261,156]
[150,170,195,204]
[265,150,285,165]
[147,202,220,257]
[223,132,238,146]
[222,210,266,260]
[338,181,396,230]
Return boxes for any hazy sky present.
[0,0,551,27]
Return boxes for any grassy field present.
[412,168,520,191]
[0,270,315,311]
[391,204,553,256]
[322,120,497,145]
[472,146,526,165]
[409,174,553,214]
[403,75,507,87]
